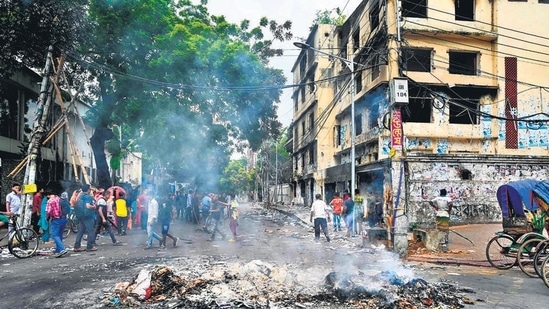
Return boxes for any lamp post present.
[293,42,356,201]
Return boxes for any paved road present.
[0,202,548,308]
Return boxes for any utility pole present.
[20,46,55,227]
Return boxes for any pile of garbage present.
[103,259,476,308]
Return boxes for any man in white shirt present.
[428,188,453,251]
[145,192,162,249]
[5,183,21,214]
[309,194,331,243]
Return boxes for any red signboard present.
[391,109,403,150]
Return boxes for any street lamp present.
[293,42,356,201]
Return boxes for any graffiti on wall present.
[498,92,549,147]
[407,161,549,225]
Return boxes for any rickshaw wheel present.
[540,253,549,287]
[486,234,517,269]
[518,238,544,278]
[534,240,549,278]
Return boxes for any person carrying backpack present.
[73,184,98,252]
[46,189,68,258]
[94,189,122,246]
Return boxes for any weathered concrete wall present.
[405,157,549,228]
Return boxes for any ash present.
[102,256,475,308]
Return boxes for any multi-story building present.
[0,66,142,204]
[291,0,549,254]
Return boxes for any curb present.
[405,255,493,267]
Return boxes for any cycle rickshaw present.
[485,179,547,270]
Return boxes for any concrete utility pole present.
[20,46,55,227]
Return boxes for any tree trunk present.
[90,125,114,188]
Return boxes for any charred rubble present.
[103,261,476,309]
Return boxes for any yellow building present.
[292,0,549,254]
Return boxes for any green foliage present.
[0,0,89,78]
[310,8,346,30]
[219,159,253,194]
[0,0,293,189]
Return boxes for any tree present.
[0,0,88,79]
[80,0,292,189]
[219,159,253,195]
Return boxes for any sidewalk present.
[275,203,501,267]
[405,223,502,267]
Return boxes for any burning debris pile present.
[103,259,476,308]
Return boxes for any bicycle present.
[0,214,39,259]
[63,212,79,238]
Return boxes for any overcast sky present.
[204,0,363,127]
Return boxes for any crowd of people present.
[3,182,241,257]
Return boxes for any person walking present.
[144,192,162,249]
[136,188,148,230]
[38,192,52,244]
[208,194,226,241]
[228,194,239,242]
[73,184,98,252]
[309,194,331,243]
[329,192,343,232]
[201,193,212,231]
[428,189,453,252]
[158,196,178,249]
[354,189,365,236]
[114,191,129,235]
[343,192,355,237]
[95,189,122,246]
[45,189,69,258]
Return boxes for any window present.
[449,98,479,124]
[308,74,316,93]
[449,51,478,75]
[370,54,381,80]
[403,48,432,72]
[402,98,432,123]
[455,0,474,21]
[301,121,305,137]
[355,113,363,135]
[309,147,315,165]
[300,87,305,103]
[402,0,427,18]
[0,86,20,139]
[355,71,363,93]
[539,0,549,3]
[353,30,360,52]
[369,2,381,29]
[309,113,314,130]
[334,125,341,146]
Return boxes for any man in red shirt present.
[32,187,44,235]
[329,192,343,232]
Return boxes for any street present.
[0,202,548,308]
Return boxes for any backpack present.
[74,193,95,219]
[60,198,71,217]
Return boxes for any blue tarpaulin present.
[496,179,540,218]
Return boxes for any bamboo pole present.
[51,80,90,184]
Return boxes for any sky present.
[204,0,363,127]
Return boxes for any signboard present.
[391,109,403,151]
[390,78,409,105]
[23,183,37,194]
